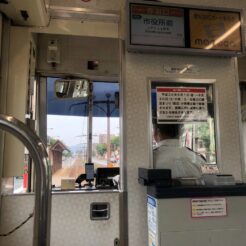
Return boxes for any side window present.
[47,78,120,188]
[150,80,218,174]
[240,82,246,170]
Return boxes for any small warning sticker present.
[191,197,227,218]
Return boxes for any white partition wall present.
[125,53,243,245]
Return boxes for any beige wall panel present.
[0,192,120,246]
[125,52,241,245]
[37,34,119,77]
[3,27,30,177]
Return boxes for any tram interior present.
[0,0,246,246]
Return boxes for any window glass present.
[47,78,120,188]
[151,81,218,174]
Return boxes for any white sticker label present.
[163,65,200,74]
[191,198,227,218]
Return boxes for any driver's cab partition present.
[41,77,121,190]
[149,79,218,174]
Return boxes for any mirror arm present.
[93,104,107,115]
[110,108,117,116]
[68,102,87,111]
[93,101,115,104]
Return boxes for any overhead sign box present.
[127,0,244,56]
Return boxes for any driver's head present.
[153,120,180,143]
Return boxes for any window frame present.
[147,78,221,170]
[37,75,123,192]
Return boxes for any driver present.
[153,121,205,178]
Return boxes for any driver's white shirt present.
[153,139,205,178]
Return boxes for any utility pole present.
[87,81,93,164]
[69,91,117,166]
[106,93,111,166]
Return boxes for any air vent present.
[49,5,120,23]
[20,10,29,21]
[0,0,9,4]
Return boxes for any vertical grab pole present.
[0,115,51,246]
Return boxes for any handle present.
[0,114,51,246]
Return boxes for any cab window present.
[47,77,120,188]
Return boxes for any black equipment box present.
[138,168,172,187]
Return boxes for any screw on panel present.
[114,238,120,246]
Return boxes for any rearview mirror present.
[55,79,89,99]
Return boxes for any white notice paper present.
[156,87,208,123]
